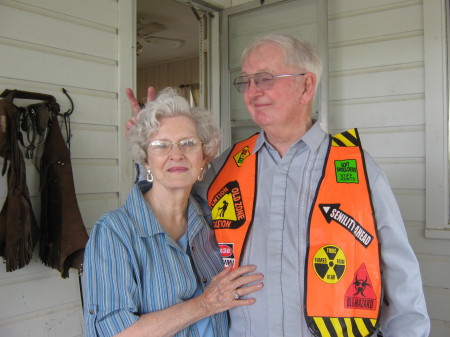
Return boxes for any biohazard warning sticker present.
[313,245,347,284]
[218,243,235,267]
[344,263,377,311]
[334,159,359,183]
[209,181,246,229]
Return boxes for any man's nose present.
[247,78,262,95]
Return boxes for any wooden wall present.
[0,0,133,336]
[137,56,199,104]
[327,1,449,336]
[223,0,450,335]
[0,0,448,336]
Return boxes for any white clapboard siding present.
[228,0,317,70]
[356,127,424,158]
[0,43,117,92]
[0,79,119,126]
[424,286,450,325]
[407,221,450,256]
[329,65,424,101]
[418,254,450,289]
[0,5,117,59]
[329,95,424,129]
[224,0,450,335]
[0,0,131,336]
[77,193,120,233]
[328,1,450,335]
[12,0,118,27]
[226,0,321,145]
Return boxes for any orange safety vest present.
[207,134,258,267]
[207,130,381,337]
[305,129,381,337]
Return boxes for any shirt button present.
[202,277,207,283]
[89,309,94,315]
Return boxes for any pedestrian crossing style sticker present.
[210,181,246,229]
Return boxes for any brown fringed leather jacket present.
[0,89,88,278]
[40,112,88,278]
[0,92,39,271]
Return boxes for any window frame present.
[424,0,450,238]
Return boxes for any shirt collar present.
[124,184,163,237]
[124,184,206,240]
[253,120,327,154]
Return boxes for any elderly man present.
[127,34,430,337]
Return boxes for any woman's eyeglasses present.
[148,139,203,155]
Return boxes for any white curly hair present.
[128,87,221,166]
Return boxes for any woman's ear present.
[144,161,152,171]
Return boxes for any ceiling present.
[136,0,201,67]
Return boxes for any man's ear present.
[301,73,317,105]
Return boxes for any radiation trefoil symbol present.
[313,245,347,284]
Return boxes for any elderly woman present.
[82,88,264,337]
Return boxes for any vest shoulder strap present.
[305,128,382,337]
[207,134,259,267]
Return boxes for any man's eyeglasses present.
[233,72,306,93]
[148,139,203,155]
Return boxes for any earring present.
[197,167,205,181]
[146,169,153,183]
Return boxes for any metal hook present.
[59,88,74,117]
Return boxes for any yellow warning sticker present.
[233,146,250,167]
[210,181,246,229]
[313,245,347,284]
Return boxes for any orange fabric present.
[207,134,258,268]
[306,134,381,323]
[208,129,381,336]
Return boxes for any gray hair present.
[241,34,322,85]
[128,87,221,165]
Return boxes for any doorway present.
[135,0,201,105]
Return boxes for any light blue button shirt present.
[178,231,214,337]
[82,184,227,337]
[194,122,430,337]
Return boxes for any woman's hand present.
[199,264,264,315]
[114,264,263,337]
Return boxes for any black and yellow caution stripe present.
[331,129,361,147]
[311,316,378,337]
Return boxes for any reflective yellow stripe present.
[344,317,355,337]
[346,129,357,139]
[331,128,359,147]
[312,316,376,337]
[330,317,344,337]
[313,317,332,337]
[332,135,352,146]
[355,317,370,336]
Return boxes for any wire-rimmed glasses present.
[148,138,203,155]
[233,72,306,93]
